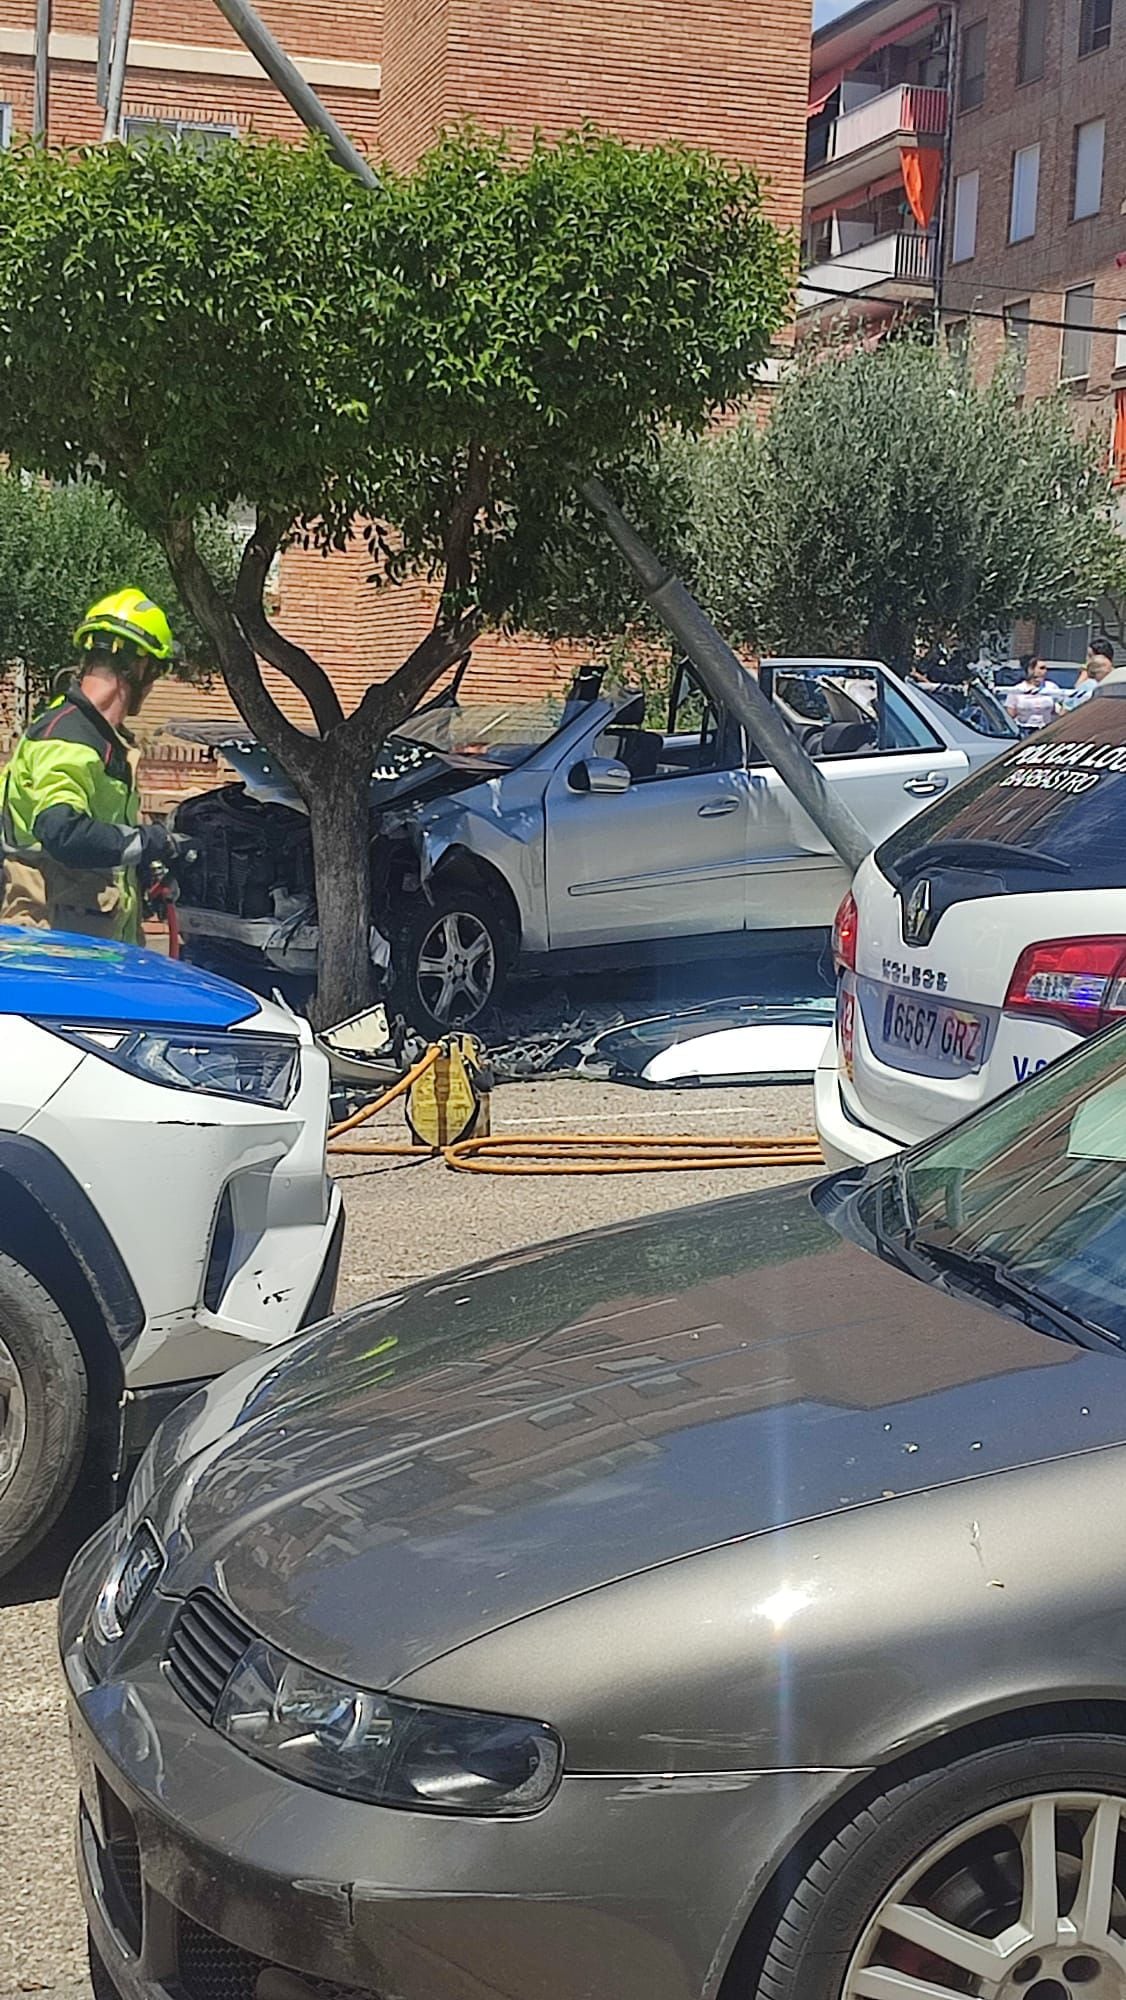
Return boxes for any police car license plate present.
[880,991,984,1070]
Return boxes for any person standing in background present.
[1067,637,1116,707]
[1005,656,1064,736]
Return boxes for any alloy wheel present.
[416,910,496,1024]
[0,1333,27,1500]
[845,1793,1126,1998]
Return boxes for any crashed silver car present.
[172,657,1013,1034]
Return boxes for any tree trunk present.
[307,753,376,1030]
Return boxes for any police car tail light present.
[832,891,858,974]
[1004,937,1126,1036]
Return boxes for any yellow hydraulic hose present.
[328,1045,823,1176]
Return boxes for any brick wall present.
[0,1,380,148]
[380,0,808,234]
[0,0,380,62]
[945,0,1126,470]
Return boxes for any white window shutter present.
[952,171,980,262]
[1074,119,1105,219]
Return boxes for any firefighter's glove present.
[123,824,197,872]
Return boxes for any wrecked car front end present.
[168,700,588,1006]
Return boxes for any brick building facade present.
[0,0,810,776]
[943,0,1126,652]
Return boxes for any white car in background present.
[172,656,1013,1034]
[0,926,341,1574]
[816,676,1126,1169]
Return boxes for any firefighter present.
[1,589,189,944]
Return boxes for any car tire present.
[390,887,511,1038]
[0,1252,88,1578]
[752,1718,1126,1999]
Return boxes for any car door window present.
[599,665,741,781]
[759,666,942,760]
[880,679,944,752]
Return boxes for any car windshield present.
[878,694,1126,891]
[393,696,584,770]
[884,1027,1126,1344]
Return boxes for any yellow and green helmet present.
[73,589,175,672]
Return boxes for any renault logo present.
[904,876,933,946]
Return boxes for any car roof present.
[0,927,261,1028]
[762,657,890,670]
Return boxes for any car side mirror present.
[568,757,632,795]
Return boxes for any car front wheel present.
[391,886,510,1038]
[755,1724,1126,1999]
[0,1252,88,1576]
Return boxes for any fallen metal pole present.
[33,0,50,138]
[578,477,872,870]
[211,0,378,185]
[205,0,869,872]
[102,0,134,141]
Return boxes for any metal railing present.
[798,230,936,311]
[826,83,947,163]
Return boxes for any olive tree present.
[0,130,792,1023]
[691,336,1126,666]
[0,472,236,710]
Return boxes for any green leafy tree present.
[0,473,237,710]
[0,129,792,1023]
[691,336,1126,666]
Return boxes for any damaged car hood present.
[145,1182,1126,1690]
[170,723,534,814]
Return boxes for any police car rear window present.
[878,693,1126,894]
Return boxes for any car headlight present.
[214,1639,563,1816]
[53,1027,299,1108]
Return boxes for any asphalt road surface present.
[0,1047,820,1999]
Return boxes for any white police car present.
[816,675,1126,1169]
[0,926,341,1574]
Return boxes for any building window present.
[1112,388,1126,483]
[0,104,10,148]
[1060,281,1095,382]
[947,319,969,364]
[1018,0,1048,80]
[1073,118,1106,217]
[1009,142,1041,241]
[959,20,987,107]
[1115,312,1126,370]
[123,116,238,152]
[1079,0,1113,54]
[1006,298,1032,393]
[951,170,979,262]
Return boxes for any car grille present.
[178,1915,267,2000]
[165,1592,252,1720]
[177,1914,372,2000]
[98,1783,143,1957]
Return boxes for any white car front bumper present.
[22,1023,342,1393]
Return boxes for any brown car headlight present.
[214,1639,563,1816]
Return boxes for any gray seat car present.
[172,658,1012,1033]
[64,1018,1126,2000]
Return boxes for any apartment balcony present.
[806,83,947,206]
[797,230,936,319]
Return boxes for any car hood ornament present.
[903,876,934,947]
